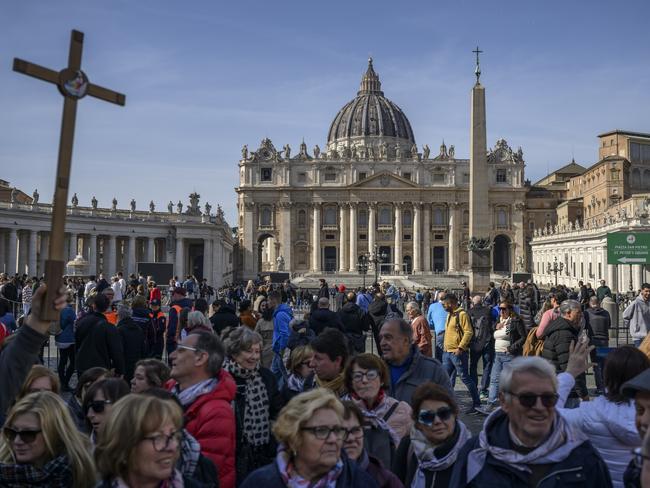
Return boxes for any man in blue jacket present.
[268,289,293,387]
[427,289,447,361]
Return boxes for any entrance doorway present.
[257,234,275,273]
[378,246,392,274]
[188,243,204,280]
[433,247,445,272]
[493,235,511,273]
[403,255,412,274]
[324,246,337,272]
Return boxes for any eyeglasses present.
[176,344,201,353]
[417,407,454,425]
[344,426,364,439]
[86,400,113,414]
[351,370,380,383]
[301,425,347,440]
[143,430,183,452]
[3,427,42,444]
[507,392,559,408]
[499,307,509,311]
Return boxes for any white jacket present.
[557,372,640,488]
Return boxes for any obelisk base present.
[469,249,492,294]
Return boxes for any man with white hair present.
[450,356,612,486]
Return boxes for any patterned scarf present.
[409,421,471,488]
[224,358,270,446]
[287,373,306,393]
[315,372,346,397]
[0,455,73,487]
[173,378,217,407]
[178,429,200,477]
[342,391,401,447]
[111,469,184,487]
[466,409,586,483]
[276,443,343,488]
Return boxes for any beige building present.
[235,59,528,280]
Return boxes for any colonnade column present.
[413,203,421,274]
[635,265,644,291]
[17,233,28,274]
[368,203,376,255]
[39,233,48,276]
[127,235,136,274]
[448,204,458,272]
[311,203,321,272]
[28,230,38,276]
[176,236,185,278]
[8,229,17,274]
[339,204,348,272]
[394,203,402,273]
[0,232,6,274]
[106,235,117,277]
[203,238,213,284]
[146,237,155,263]
[607,263,618,294]
[69,233,78,260]
[279,202,292,272]
[349,203,358,272]
[423,205,431,273]
[89,233,98,276]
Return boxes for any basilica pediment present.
[349,172,419,189]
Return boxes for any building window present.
[260,207,272,227]
[323,207,337,226]
[298,209,306,228]
[325,172,336,182]
[297,247,307,265]
[434,234,444,240]
[379,207,391,226]
[261,168,272,182]
[358,209,368,228]
[497,209,507,228]
[325,234,335,240]
[404,234,411,240]
[528,221,535,230]
[359,234,367,240]
[433,173,445,184]
[298,172,306,183]
[403,172,411,181]
[433,208,445,226]
[358,172,367,181]
[496,169,507,183]
[463,210,469,227]
[403,210,412,227]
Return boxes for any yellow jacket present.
[443,307,473,352]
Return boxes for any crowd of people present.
[2,271,650,487]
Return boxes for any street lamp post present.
[547,256,564,286]
[368,244,388,285]
[357,254,369,289]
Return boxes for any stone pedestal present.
[469,249,491,293]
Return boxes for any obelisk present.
[469,47,492,293]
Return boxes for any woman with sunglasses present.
[281,344,314,403]
[342,353,412,468]
[341,401,404,488]
[82,377,129,444]
[392,383,470,488]
[241,389,376,487]
[95,394,202,487]
[0,391,96,487]
[66,367,109,433]
[485,300,526,412]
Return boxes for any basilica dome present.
[327,58,415,150]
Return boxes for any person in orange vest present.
[102,288,118,325]
[148,298,166,360]
[166,287,192,362]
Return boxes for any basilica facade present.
[236,59,528,280]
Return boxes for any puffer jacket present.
[557,373,639,488]
[449,409,613,487]
[309,307,344,336]
[167,369,237,488]
[272,303,293,352]
[117,317,146,382]
[541,316,587,398]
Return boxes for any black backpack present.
[364,402,399,469]
[454,310,492,353]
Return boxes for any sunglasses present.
[417,407,453,425]
[3,427,42,444]
[86,400,113,414]
[508,392,559,408]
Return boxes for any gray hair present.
[318,297,330,308]
[471,295,483,306]
[224,326,263,357]
[117,303,132,321]
[382,317,413,339]
[187,310,210,328]
[190,330,225,376]
[405,301,420,313]
[559,299,581,315]
[589,296,600,307]
[500,356,558,397]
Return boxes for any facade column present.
[38,232,48,277]
[127,235,137,274]
[8,229,17,275]
[423,205,431,272]
[176,236,185,278]
[146,237,155,263]
[311,203,321,272]
[394,204,402,273]
[105,235,116,277]
[413,203,421,274]
[69,233,78,260]
[203,238,213,283]
[368,203,377,254]
[18,232,28,274]
[349,203,358,272]
[89,233,98,276]
[448,204,458,272]
[339,204,348,272]
[279,202,292,272]
[28,230,38,276]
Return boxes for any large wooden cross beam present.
[13,29,125,329]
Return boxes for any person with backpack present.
[342,353,412,468]
[468,295,494,400]
[484,300,527,413]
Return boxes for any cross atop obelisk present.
[473,46,483,84]
[13,29,125,328]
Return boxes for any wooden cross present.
[473,46,483,83]
[13,29,125,328]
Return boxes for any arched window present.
[462,210,469,227]
[403,210,412,227]
[323,207,337,226]
[298,209,306,228]
[497,208,507,228]
[358,209,368,228]
[379,207,391,225]
[433,207,444,226]
[260,206,272,227]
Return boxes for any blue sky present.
[2,0,649,225]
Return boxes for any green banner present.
[607,232,650,265]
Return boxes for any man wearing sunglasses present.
[450,356,612,487]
